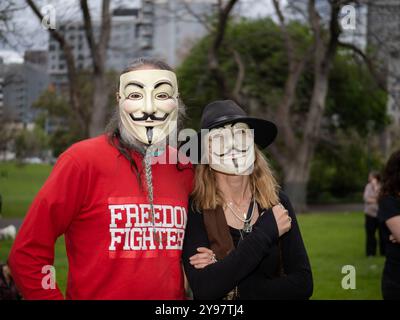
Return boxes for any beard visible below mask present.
[117,111,179,156]
[118,116,147,154]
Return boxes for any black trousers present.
[365,215,385,256]
[382,261,400,300]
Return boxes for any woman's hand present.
[189,247,217,269]
[272,203,292,237]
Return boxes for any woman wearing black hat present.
[182,100,313,300]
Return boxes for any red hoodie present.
[8,135,194,300]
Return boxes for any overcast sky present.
[0,0,278,64]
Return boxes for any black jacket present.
[182,192,313,300]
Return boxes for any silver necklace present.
[225,198,255,233]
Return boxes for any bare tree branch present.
[272,0,296,66]
[338,40,387,91]
[232,49,245,97]
[80,0,111,72]
[80,0,98,71]
[25,0,88,135]
[271,0,317,152]
[207,0,241,103]
[182,0,212,32]
[80,0,112,136]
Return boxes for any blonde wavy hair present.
[192,145,280,210]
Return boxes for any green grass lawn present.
[299,212,384,299]
[0,162,385,299]
[0,162,52,218]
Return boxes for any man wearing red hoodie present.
[8,58,195,299]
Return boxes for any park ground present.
[0,162,384,299]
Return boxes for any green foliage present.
[177,18,292,128]
[14,126,49,160]
[178,17,387,135]
[32,71,118,156]
[178,17,387,202]
[33,88,83,157]
[326,52,389,136]
[308,133,384,203]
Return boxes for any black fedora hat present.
[199,100,277,149]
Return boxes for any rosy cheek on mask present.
[120,99,143,114]
[154,99,177,113]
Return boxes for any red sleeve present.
[8,152,87,300]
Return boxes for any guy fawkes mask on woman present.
[206,122,255,175]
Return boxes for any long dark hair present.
[380,149,400,199]
[106,57,186,187]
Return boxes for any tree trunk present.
[89,71,109,137]
[81,0,111,137]
[286,68,330,212]
[282,146,313,213]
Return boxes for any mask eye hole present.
[210,133,225,156]
[127,92,143,100]
[155,92,170,100]
[233,128,252,151]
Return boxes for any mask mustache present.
[130,112,169,122]
[213,145,249,157]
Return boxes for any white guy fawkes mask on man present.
[206,122,255,175]
[118,69,179,145]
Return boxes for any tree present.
[181,0,388,211]
[33,70,117,156]
[308,132,384,204]
[26,0,112,137]
[14,126,49,160]
[0,115,18,160]
[0,1,26,48]
[177,16,388,210]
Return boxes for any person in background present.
[378,150,400,300]
[363,171,384,257]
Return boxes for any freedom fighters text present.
[108,202,187,255]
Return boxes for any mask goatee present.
[117,112,176,154]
